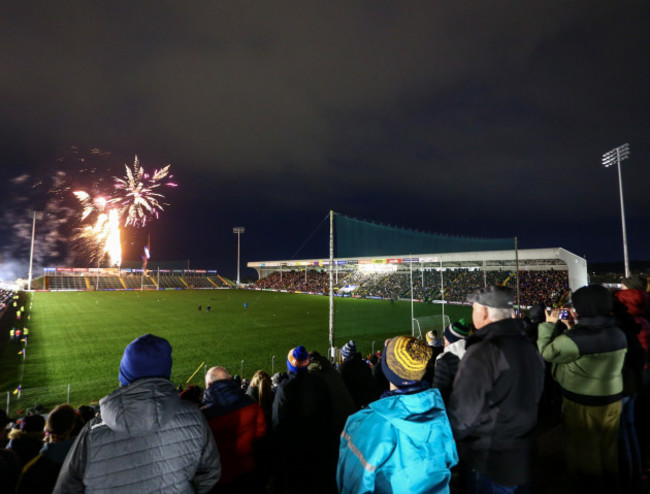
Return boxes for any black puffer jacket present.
[54,378,221,494]
[448,318,544,487]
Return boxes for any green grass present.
[0,289,471,412]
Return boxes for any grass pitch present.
[1,289,471,411]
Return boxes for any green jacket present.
[538,316,626,406]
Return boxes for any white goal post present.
[412,314,450,339]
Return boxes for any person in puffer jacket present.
[337,336,458,494]
[53,334,221,494]
[432,318,471,404]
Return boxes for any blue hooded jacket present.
[337,386,457,493]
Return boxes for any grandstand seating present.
[41,272,232,292]
[252,268,570,307]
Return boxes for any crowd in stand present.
[1,274,650,493]
[254,268,570,307]
[256,270,331,294]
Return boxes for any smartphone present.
[559,308,569,320]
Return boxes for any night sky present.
[1,2,649,281]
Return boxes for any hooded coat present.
[53,377,221,494]
[337,387,457,493]
[202,378,266,486]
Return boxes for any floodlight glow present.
[358,264,398,274]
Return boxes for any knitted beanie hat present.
[119,334,173,386]
[572,284,613,317]
[381,336,433,387]
[425,331,442,347]
[287,345,309,373]
[444,318,471,344]
[340,340,357,360]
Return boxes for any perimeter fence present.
[4,340,384,415]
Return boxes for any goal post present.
[412,314,450,340]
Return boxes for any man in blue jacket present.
[337,335,458,493]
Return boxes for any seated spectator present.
[202,366,267,493]
[54,333,221,493]
[432,318,471,404]
[16,404,84,494]
[337,336,457,493]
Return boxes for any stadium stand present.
[39,268,232,292]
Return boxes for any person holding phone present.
[537,284,627,491]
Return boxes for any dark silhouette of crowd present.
[2,274,650,493]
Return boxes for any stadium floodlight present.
[602,143,631,278]
[27,211,42,291]
[233,227,245,285]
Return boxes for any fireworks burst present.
[111,155,177,228]
[72,155,176,266]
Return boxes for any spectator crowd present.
[253,268,570,307]
[1,274,650,493]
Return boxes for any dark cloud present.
[1,2,649,278]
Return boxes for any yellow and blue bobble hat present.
[381,336,432,387]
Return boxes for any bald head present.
[205,366,230,388]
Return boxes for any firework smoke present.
[0,148,175,278]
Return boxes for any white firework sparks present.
[111,155,176,228]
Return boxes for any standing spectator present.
[432,318,471,404]
[337,336,457,493]
[613,289,646,488]
[54,334,221,493]
[426,330,444,359]
[538,285,627,490]
[448,286,544,493]
[246,370,274,426]
[272,345,334,493]
[339,340,380,410]
[6,413,45,469]
[617,274,650,360]
[16,404,83,494]
[202,366,267,493]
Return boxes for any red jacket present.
[202,380,267,485]
[614,289,650,357]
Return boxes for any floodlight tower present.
[27,211,38,291]
[233,227,245,285]
[602,143,631,277]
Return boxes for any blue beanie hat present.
[341,340,357,361]
[287,345,309,373]
[119,334,173,386]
